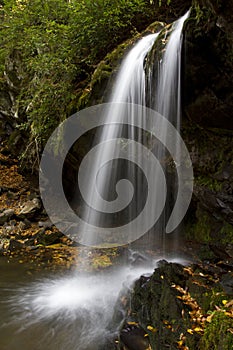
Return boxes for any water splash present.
[1,254,189,350]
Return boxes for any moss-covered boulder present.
[127,260,233,349]
[77,21,165,110]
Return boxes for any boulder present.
[18,198,41,218]
[0,209,15,225]
[128,260,232,349]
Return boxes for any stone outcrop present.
[122,260,233,350]
[181,0,233,244]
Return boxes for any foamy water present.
[1,255,189,350]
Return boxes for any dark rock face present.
[183,0,233,130]
[130,261,192,349]
[0,209,15,225]
[120,323,150,350]
[181,0,233,245]
[127,260,233,350]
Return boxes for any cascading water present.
[145,10,190,250]
[76,32,160,247]
[76,10,190,249]
[1,11,191,350]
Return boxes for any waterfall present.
[75,10,190,249]
[77,33,159,247]
[145,10,191,249]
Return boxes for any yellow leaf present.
[225,300,233,308]
[206,315,213,323]
[147,325,157,333]
[147,325,153,330]
[127,321,138,325]
[193,327,203,333]
[187,329,193,334]
[145,346,152,350]
[222,300,228,305]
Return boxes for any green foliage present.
[220,222,233,244]
[196,176,223,192]
[69,0,147,64]
[1,0,157,166]
[187,209,211,242]
[190,1,215,36]
[150,0,171,6]
[200,311,233,350]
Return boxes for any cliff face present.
[184,0,233,130]
[182,0,233,245]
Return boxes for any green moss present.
[189,1,216,34]
[186,215,233,247]
[220,222,233,244]
[199,289,226,314]
[77,21,165,109]
[195,176,223,192]
[77,40,130,109]
[200,311,233,350]
[186,210,211,243]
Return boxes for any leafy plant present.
[1,0,158,167]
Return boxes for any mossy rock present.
[200,310,233,350]
[129,261,231,349]
[77,22,165,110]
[131,261,192,349]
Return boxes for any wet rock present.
[0,238,10,252]
[209,243,233,260]
[120,323,150,350]
[130,261,191,349]
[184,1,233,130]
[128,260,232,350]
[0,209,15,225]
[181,0,233,250]
[2,224,16,235]
[226,244,233,258]
[0,186,9,194]
[8,239,25,251]
[24,219,31,229]
[35,228,64,246]
[9,219,17,226]
[6,191,18,199]
[18,198,41,218]
[38,219,53,229]
[128,250,151,267]
[195,188,233,225]
[18,221,27,231]
[220,273,233,294]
